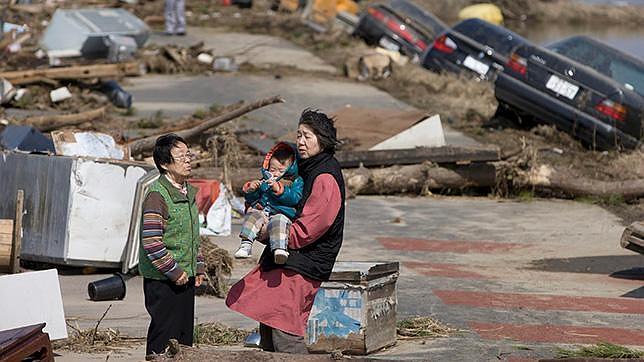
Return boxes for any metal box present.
[41,8,149,59]
[307,261,399,354]
[0,152,153,267]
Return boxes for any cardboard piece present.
[51,130,129,160]
[370,114,446,150]
[0,269,67,340]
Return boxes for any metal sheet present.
[0,152,72,263]
[41,8,149,58]
[66,160,147,263]
[122,169,159,273]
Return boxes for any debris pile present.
[53,306,144,353]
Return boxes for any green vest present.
[138,175,201,280]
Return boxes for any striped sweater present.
[141,191,206,281]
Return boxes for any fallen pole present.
[23,107,106,132]
[335,146,501,168]
[128,95,285,156]
[0,62,144,85]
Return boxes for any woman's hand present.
[175,271,189,286]
[195,274,206,287]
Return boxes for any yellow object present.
[280,0,300,12]
[311,0,338,25]
[458,3,504,25]
[336,0,358,15]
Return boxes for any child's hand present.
[267,179,280,193]
[246,180,262,192]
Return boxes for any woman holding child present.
[226,109,345,353]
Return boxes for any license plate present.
[378,37,400,52]
[546,74,579,100]
[463,55,490,76]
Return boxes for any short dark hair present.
[271,147,294,164]
[298,109,339,153]
[152,133,188,174]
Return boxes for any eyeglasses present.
[172,151,195,163]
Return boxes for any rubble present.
[49,86,71,103]
[41,8,149,61]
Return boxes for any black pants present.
[143,277,195,356]
[259,323,308,354]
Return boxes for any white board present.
[0,269,67,340]
[67,160,147,263]
[369,114,446,150]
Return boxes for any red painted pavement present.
[435,290,644,314]
[378,237,524,253]
[469,321,644,345]
[405,261,486,279]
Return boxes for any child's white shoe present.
[274,249,289,264]
[234,243,252,259]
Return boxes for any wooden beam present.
[10,190,24,274]
[23,107,106,132]
[335,146,501,168]
[0,62,144,85]
[129,95,285,156]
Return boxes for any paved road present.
[55,196,642,361]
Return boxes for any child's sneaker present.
[234,242,252,259]
[274,249,289,264]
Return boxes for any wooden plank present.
[11,190,24,274]
[0,62,144,85]
[0,233,13,245]
[335,146,501,168]
[0,219,13,233]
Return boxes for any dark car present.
[353,0,447,61]
[422,18,526,81]
[495,36,644,150]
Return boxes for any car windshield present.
[388,0,446,36]
[548,37,644,97]
[453,19,524,56]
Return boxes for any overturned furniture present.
[0,323,53,362]
[0,152,153,267]
[621,221,644,255]
[307,261,399,354]
[41,8,149,60]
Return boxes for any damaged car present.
[421,18,526,81]
[495,36,644,150]
[353,0,447,61]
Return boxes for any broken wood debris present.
[335,146,501,168]
[23,107,106,132]
[129,95,285,156]
[0,62,144,85]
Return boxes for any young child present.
[234,142,303,264]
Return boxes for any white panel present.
[0,269,67,340]
[369,114,446,150]
[66,160,147,262]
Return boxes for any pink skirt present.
[226,265,321,336]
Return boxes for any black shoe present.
[176,32,186,36]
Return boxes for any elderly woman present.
[139,134,206,357]
[226,109,345,353]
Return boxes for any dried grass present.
[196,236,234,298]
[396,316,457,339]
[556,342,644,359]
[52,305,144,353]
[193,322,251,346]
